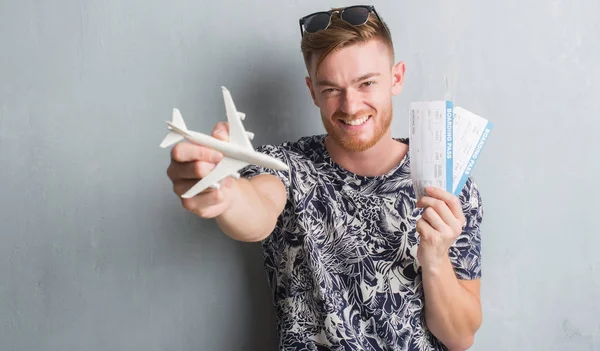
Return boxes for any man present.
[167,5,484,351]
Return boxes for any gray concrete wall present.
[1,0,598,349]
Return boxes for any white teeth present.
[342,116,370,126]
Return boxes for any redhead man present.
[167,5,484,351]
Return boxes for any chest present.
[292,181,420,258]
[286,180,423,293]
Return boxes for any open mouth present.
[340,115,371,126]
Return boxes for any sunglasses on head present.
[299,5,385,37]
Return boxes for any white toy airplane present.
[160,86,289,198]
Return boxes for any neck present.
[325,133,408,177]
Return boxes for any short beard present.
[322,106,392,152]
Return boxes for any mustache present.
[332,109,375,119]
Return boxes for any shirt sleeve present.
[448,177,484,280]
[239,144,292,197]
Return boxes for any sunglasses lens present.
[304,12,330,33]
[341,6,370,25]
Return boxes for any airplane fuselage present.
[168,123,288,171]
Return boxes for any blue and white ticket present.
[451,107,494,195]
[409,101,454,200]
[409,102,492,199]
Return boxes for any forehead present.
[312,40,391,82]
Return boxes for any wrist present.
[215,178,243,221]
[420,253,451,276]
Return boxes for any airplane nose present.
[253,151,289,171]
[276,160,289,171]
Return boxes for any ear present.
[305,75,319,107]
[391,61,405,96]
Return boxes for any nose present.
[340,89,361,116]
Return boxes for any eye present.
[321,88,338,94]
[361,81,375,88]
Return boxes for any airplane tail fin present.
[160,108,187,148]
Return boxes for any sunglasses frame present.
[299,5,386,37]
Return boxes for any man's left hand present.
[415,186,466,270]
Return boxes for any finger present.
[212,122,229,142]
[173,176,233,196]
[416,217,434,241]
[168,161,216,180]
[423,187,465,222]
[418,196,457,228]
[179,187,229,217]
[171,142,223,163]
[190,201,230,219]
[421,207,447,232]
[175,180,226,203]
[219,176,236,189]
[174,179,212,196]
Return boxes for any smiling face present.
[305,39,405,152]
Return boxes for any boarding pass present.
[408,101,493,200]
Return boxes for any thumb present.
[212,122,229,142]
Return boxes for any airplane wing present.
[181,157,249,198]
[221,86,254,150]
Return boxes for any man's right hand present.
[166,121,236,218]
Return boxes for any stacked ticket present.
[409,101,493,199]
